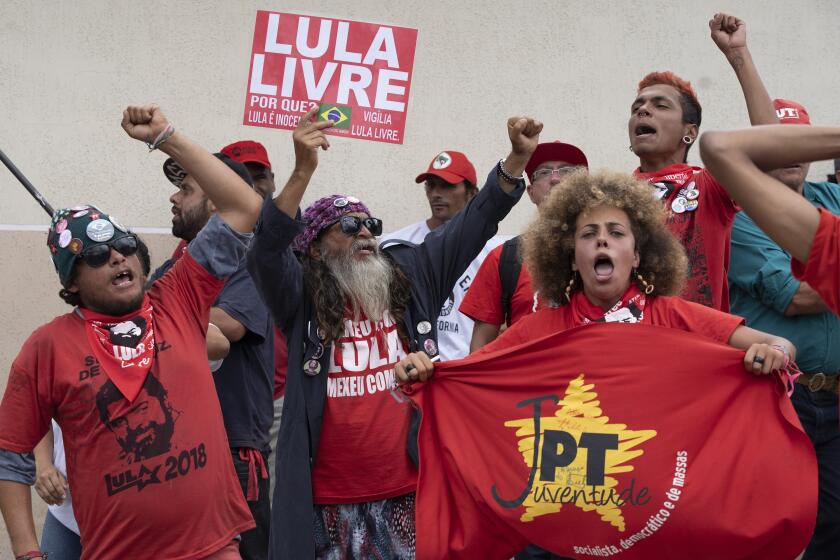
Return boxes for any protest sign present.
[243,11,418,144]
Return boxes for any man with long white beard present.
[247,107,537,559]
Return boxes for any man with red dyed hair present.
[629,13,777,311]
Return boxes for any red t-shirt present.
[634,164,737,311]
[478,294,744,356]
[792,208,840,315]
[273,327,288,400]
[459,243,540,327]
[0,254,254,560]
[311,310,417,504]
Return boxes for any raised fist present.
[710,13,747,54]
[507,116,543,157]
[121,104,170,144]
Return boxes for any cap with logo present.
[221,140,272,170]
[525,141,589,181]
[47,205,133,285]
[162,153,254,188]
[415,151,477,186]
[773,99,811,125]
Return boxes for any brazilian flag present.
[318,104,352,129]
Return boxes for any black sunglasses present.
[79,235,139,267]
[332,215,383,237]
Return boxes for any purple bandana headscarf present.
[293,194,372,254]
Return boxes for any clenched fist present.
[121,104,171,145]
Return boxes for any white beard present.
[323,241,393,322]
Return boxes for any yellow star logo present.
[504,374,656,531]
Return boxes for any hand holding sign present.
[292,106,334,175]
[709,13,746,55]
[121,104,171,146]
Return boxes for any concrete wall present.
[1,0,838,553]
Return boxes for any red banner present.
[407,323,816,559]
[243,11,418,144]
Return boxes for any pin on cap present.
[333,197,348,208]
[58,230,71,248]
[416,321,432,335]
[86,219,115,243]
[68,238,83,255]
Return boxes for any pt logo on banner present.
[244,11,418,144]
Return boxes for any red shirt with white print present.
[0,254,254,560]
[311,309,417,504]
[634,164,737,311]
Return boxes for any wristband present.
[16,551,47,560]
[497,158,524,184]
[146,122,175,152]
[770,344,791,367]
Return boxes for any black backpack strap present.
[499,236,523,325]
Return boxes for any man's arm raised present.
[121,104,263,233]
[699,125,840,263]
[274,106,334,218]
[710,13,777,126]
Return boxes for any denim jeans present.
[41,511,82,560]
[791,383,840,560]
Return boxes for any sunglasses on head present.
[78,235,139,267]
[331,215,383,237]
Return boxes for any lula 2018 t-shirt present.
[0,254,254,560]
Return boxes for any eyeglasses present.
[531,166,581,181]
[331,216,383,237]
[79,235,139,267]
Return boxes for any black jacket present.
[247,167,524,559]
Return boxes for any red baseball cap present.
[415,151,477,186]
[773,99,811,125]
[525,141,589,180]
[221,140,272,170]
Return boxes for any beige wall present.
[1,0,838,552]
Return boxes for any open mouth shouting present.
[634,124,657,140]
[594,255,615,282]
[112,269,135,288]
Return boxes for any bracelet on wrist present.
[771,344,791,367]
[497,158,524,184]
[16,551,47,560]
[146,122,175,152]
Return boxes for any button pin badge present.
[416,321,432,335]
[304,359,321,376]
[671,197,687,214]
[424,339,438,357]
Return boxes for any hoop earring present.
[565,272,577,301]
[634,268,655,295]
[628,145,635,153]
[682,135,693,145]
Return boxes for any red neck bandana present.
[79,297,156,402]
[634,163,700,200]
[570,284,648,326]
